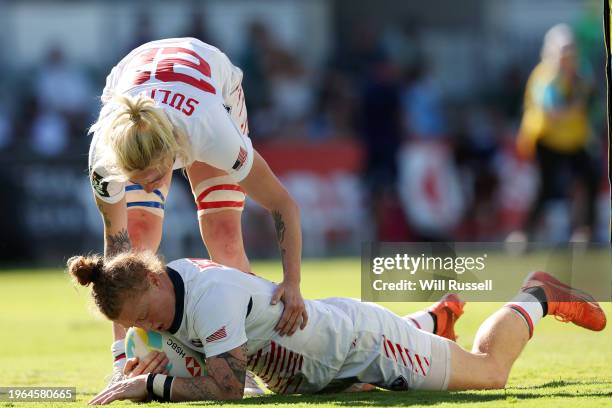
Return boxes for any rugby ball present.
[125,327,207,377]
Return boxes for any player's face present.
[115,277,175,332]
[128,159,173,193]
[559,45,577,76]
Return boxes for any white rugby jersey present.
[89,38,253,203]
[165,258,356,394]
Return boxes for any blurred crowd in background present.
[0,0,607,264]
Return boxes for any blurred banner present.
[245,141,367,258]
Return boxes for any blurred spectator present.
[34,45,94,143]
[239,21,316,139]
[268,51,315,136]
[454,105,504,239]
[183,7,213,44]
[401,61,447,139]
[332,22,386,78]
[30,110,69,156]
[493,64,525,123]
[516,24,599,241]
[0,104,13,151]
[573,0,602,74]
[127,10,154,51]
[382,23,423,70]
[573,0,605,136]
[310,69,356,139]
[358,52,406,240]
[359,54,402,187]
[239,22,275,115]
[35,47,93,116]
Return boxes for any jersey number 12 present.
[130,47,217,94]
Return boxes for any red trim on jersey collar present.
[166,266,185,334]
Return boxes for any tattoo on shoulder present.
[272,210,286,244]
[106,229,131,257]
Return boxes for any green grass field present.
[0,258,610,407]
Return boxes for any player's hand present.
[272,280,308,336]
[123,351,169,378]
[88,375,148,405]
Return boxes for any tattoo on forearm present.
[216,345,247,387]
[174,344,246,401]
[280,248,288,272]
[105,229,131,257]
[210,344,247,394]
[181,376,222,400]
[272,210,286,244]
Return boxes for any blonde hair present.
[67,251,165,319]
[90,93,192,180]
[541,24,575,63]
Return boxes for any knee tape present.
[193,175,246,216]
[125,183,167,217]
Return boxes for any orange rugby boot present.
[427,293,466,341]
[521,271,606,331]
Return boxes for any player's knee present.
[218,241,244,263]
[204,217,250,271]
[206,216,242,244]
[127,221,148,248]
[127,216,161,249]
[484,361,508,389]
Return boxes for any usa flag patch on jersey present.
[206,326,227,343]
[232,147,247,170]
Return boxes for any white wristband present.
[152,374,167,397]
[148,373,174,401]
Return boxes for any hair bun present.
[67,255,104,286]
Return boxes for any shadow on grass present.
[181,385,612,406]
[517,379,612,390]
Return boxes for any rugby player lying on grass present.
[67,253,606,405]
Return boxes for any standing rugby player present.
[88,38,306,384]
[66,253,606,403]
